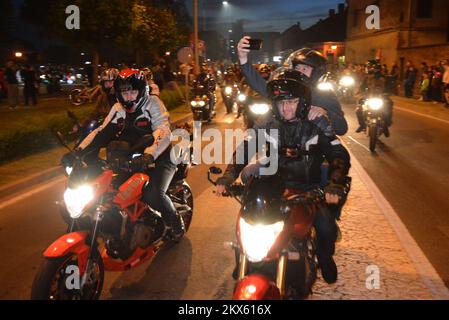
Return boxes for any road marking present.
[347,135,371,153]
[0,176,65,211]
[395,105,449,125]
[346,144,449,299]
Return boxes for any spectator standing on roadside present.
[442,61,449,107]
[20,65,38,106]
[5,61,19,109]
[404,61,417,98]
[419,72,430,101]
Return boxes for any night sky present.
[187,0,346,32]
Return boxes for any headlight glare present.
[239,218,284,262]
[64,185,94,219]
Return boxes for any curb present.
[0,113,193,201]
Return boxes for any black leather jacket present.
[219,112,351,191]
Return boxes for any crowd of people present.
[340,59,449,107]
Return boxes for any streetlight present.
[222,1,229,5]
[15,52,23,58]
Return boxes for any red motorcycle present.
[31,131,194,300]
[208,167,324,300]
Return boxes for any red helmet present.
[114,69,147,111]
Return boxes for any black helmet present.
[266,70,312,120]
[114,69,147,112]
[366,59,381,75]
[285,48,327,84]
[100,68,119,93]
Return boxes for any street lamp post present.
[194,0,200,75]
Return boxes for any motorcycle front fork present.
[237,250,288,298]
[80,208,103,293]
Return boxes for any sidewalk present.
[392,96,449,123]
[310,148,449,300]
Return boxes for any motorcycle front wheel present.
[31,250,104,300]
[369,123,378,152]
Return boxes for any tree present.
[122,1,187,64]
[22,0,133,83]
[22,0,189,71]
[0,0,14,43]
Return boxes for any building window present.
[416,0,433,19]
[400,11,404,23]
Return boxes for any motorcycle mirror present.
[55,131,72,152]
[129,134,155,154]
[209,166,222,175]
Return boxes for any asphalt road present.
[340,100,449,287]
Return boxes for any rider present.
[355,60,393,136]
[95,68,120,116]
[62,69,185,240]
[215,70,351,284]
[195,64,217,115]
[141,67,161,96]
[237,36,348,136]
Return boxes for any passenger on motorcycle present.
[215,70,351,284]
[62,69,185,240]
[237,36,348,136]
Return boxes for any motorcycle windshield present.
[241,175,286,226]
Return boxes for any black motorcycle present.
[190,81,216,122]
[358,96,391,152]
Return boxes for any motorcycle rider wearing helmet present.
[141,67,160,96]
[355,60,393,136]
[195,64,217,115]
[237,36,348,136]
[96,68,120,116]
[258,64,271,81]
[71,68,120,149]
[62,69,185,240]
[215,70,351,284]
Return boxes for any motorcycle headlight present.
[339,76,355,87]
[238,94,247,102]
[240,218,284,263]
[190,101,197,107]
[199,100,206,107]
[65,166,73,176]
[366,98,384,110]
[317,82,333,91]
[249,103,270,115]
[225,86,232,95]
[64,185,94,219]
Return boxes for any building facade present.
[346,0,449,76]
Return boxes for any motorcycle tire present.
[31,250,104,300]
[369,123,378,152]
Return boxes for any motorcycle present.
[190,82,215,122]
[337,75,356,103]
[222,83,240,114]
[31,131,194,300]
[208,167,325,300]
[66,110,104,147]
[359,96,390,152]
[237,93,270,129]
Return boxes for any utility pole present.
[194,0,200,75]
